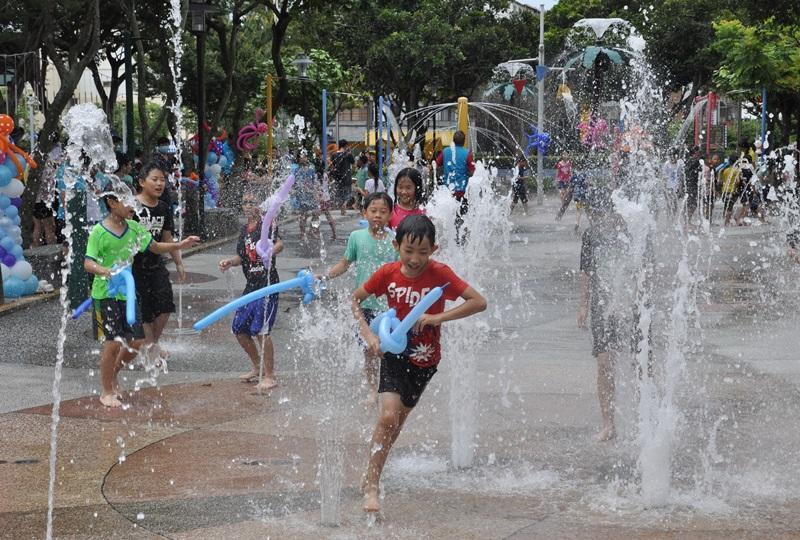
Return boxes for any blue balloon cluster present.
[202,140,235,209]
[0,147,39,299]
[525,125,551,157]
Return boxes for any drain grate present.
[12,459,39,465]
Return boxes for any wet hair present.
[395,214,436,246]
[729,153,738,165]
[115,152,131,170]
[363,191,393,212]
[356,154,367,166]
[393,167,423,204]
[453,130,465,146]
[367,163,379,179]
[338,139,348,148]
[156,136,170,146]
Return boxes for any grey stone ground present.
[2,196,800,538]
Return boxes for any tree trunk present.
[271,8,291,112]
[21,1,102,247]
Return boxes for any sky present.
[517,0,561,9]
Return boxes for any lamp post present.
[292,53,314,135]
[189,0,216,238]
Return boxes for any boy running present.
[85,193,200,407]
[353,214,487,514]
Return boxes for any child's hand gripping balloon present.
[256,173,296,261]
[368,285,447,354]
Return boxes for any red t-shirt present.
[363,260,468,368]
[389,205,426,229]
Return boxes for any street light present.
[291,53,314,134]
[507,2,554,206]
[189,0,216,237]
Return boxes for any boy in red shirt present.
[352,214,487,515]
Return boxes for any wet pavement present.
[1,199,800,539]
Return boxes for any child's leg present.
[255,335,278,390]
[100,340,123,407]
[143,313,171,344]
[32,218,42,247]
[236,333,261,377]
[298,212,307,239]
[596,351,615,441]
[112,338,146,382]
[363,392,412,512]
[323,207,336,239]
[363,351,379,403]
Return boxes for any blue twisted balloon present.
[368,285,447,354]
[193,270,318,331]
[72,267,137,325]
[524,125,551,156]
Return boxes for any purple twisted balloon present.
[256,173,296,261]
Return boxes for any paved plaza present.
[2,198,800,539]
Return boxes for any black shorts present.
[590,309,629,357]
[513,183,528,204]
[135,267,175,323]
[33,202,54,219]
[379,353,437,408]
[95,299,135,342]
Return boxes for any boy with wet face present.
[577,188,630,442]
[352,214,487,515]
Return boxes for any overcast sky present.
[517,0,561,10]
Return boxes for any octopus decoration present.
[236,108,269,152]
[0,115,37,174]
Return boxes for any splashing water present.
[425,162,513,468]
[46,103,118,540]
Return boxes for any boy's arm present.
[324,257,352,280]
[162,230,186,281]
[219,255,242,272]
[352,286,381,356]
[84,258,112,279]
[273,236,284,255]
[577,271,589,329]
[149,235,200,254]
[414,286,487,331]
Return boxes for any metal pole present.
[386,99,392,166]
[760,86,767,155]
[335,97,340,143]
[322,88,328,168]
[125,32,135,161]
[197,30,207,237]
[266,73,273,174]
[536,3,545,205]
[26,94,37,154]
[378,96,384,180]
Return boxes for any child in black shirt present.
[219,190,282,391]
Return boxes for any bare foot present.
[595,425,616,442]
[363,486,380,514]
[100,393,123,408]
[239,370,259,382]
[255,377,278,391]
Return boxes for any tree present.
[711,18,800,145]
[6,0,105,246]
[302,0,539,117]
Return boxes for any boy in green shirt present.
[323,192,397,403]
[84,192,200,407]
